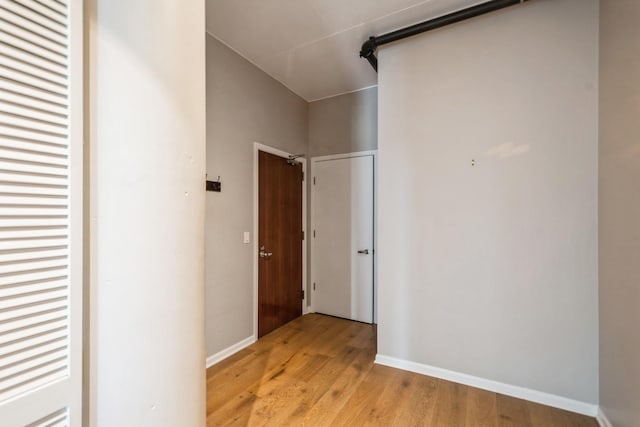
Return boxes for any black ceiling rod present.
[360,0,530,72]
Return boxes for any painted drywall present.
[377,0,598,405]
[205,35,308,357]
[89,0,206,425]
[599,1,640,426]
[308,87,378,157]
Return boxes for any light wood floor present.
[206,314,598,426]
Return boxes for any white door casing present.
[0,0,83,425]
[312,153,375,323]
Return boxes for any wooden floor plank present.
[432,380,469,427]
[497,393,535,427]
[465,386,497,426]
[206,314,599,427]
[391,372,439,427]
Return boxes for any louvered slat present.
[34,0,66,17]
[0,305,65,333]
[0,225,67,238]
[0,202,67,215]
[0,160,66,180]
[0,170,67,186]
[0,126,67,147]
[0,235,67,249]
[0,262,66,284]
[0,357,67,400]
[0,168,67,182]
[0,0,71,408]
[0,101,67,127]
[0,247,68,263]
[0,17,68,58]
[0,215,68,227]
[27,408,69,427]
[0,253,67,271]
[0,316,67,346]
[0,350,68,398]
[0,322,66,357]
[0,62,67,97]
[0,78,68,108]
[0,257,68,280]
[0,160,68,178]
[0,114,67,138]
[0,31,67,69]
[0,45,67,80]
[0,287,67,310]
[0,135,68,156]
[0,54,67,90]
[0,88,68,117]
[13,0,66,26]
[0,296,67,324]
[0,339,66,368]
[0,190,68,202]
[0,100,67,130]
[0,0,67,36]
[0,197,67,206]
[0,7,67,47]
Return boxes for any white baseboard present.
[375,354,598,417]
[206,336,256,369]
[596,408,613,427]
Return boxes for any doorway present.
[254,145,306,338]
[311,152,376,324]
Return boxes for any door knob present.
[357,249,369,255]
[260,246,273,258]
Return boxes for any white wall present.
[205,36,308,357]
[378,0,598,406]
[88,0,206,425]
[599,1,640,426]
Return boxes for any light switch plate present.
[243,232,250,244]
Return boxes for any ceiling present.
[206,0,487,102]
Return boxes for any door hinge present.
[302,289,305,300]
[313,230,316,238]
[313,177,316,185]
[313,282,316,291]
[302,230,305,240]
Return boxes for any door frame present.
[253,142,308,339]
[310,150,378,322]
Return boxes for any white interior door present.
[0,0,83,425]
[313,154,374,323]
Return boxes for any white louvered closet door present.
[0,0,82,426]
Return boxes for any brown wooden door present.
[258,151,303,337]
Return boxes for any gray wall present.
[599,1,640,426]
[308,87,378,157]
[205,35,308,356]
[377,0,598,405]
